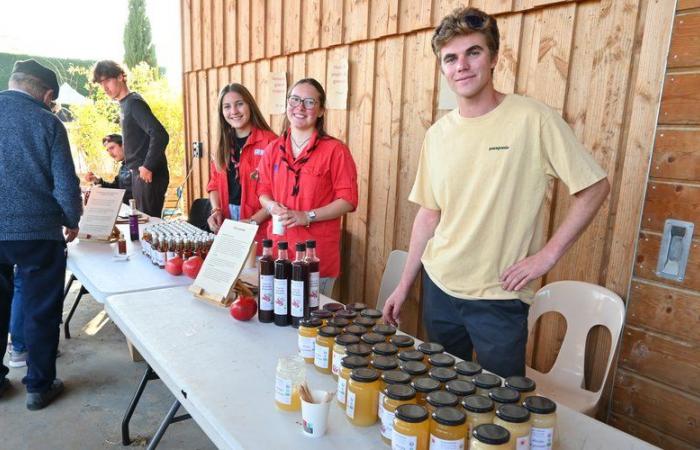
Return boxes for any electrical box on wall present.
[656,219,694,282]
[192,141,203,158]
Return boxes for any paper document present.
[78,187,125,240]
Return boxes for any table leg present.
[146,399,192,450]
[63,274,77,301]
[64,285,88,339]
[122,365,159,445]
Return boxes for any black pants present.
[0,240,66,393]
[421,271,530,378]
[131,169,169,218]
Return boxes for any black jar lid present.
[382,370,412,385]
[385,384,416,401]
[445,379,476,397]
[346,302,368,312]
[505,375,536,393]
[299,318,322,328]
[327,317,350,329]
[398,350,424,362]
[496,404,531,423]
[336,309,358,320]
[360,308,383,319]
[322,302,344,313]
[489,387,520,404]
[371,355,399,371]
[341,355,369,369]
[426,390,459,408]
[417,342,444,355]
[400,361,429,376]
[390,335,415,348]
[524,395,557,414]
[361,332,386,346]
[473,373,501,389]
[310,310,332,320]
[429,367,458,383]
[317,326,342,337]
[345,343,373,357]
[431,406,466,426]
[411,377,441,393]
[354,317,376,328]
[461,394,495,413]
[472,424,510,445]
[428,353,455,368]
[335,333,360,346]
[373,342,399,356]
[350,367,380,382]
[455,361,482,376]
[343,324,368,337]
[372,324,397,336]
[395,404,429,423]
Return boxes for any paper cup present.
[272,214,285,235]
[301,390,332,437]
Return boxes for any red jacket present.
[257,130,358,278]
[207,127,277,254]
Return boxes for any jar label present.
[530,427,553,450]
[309,271,320,308]
[516,435,531,450]
[331,350,342,376]
[346,390,356,419]
[298,335,315,359]
[274,279,288,315]
[429,434,464,450]
[259,275,274,311]
[337,376,347,404]
[380,404,395,439]
[291,280,304,318]
[392,430,417,450]
[378,392,386,416]
[274,376,293,405]
[314,344,329,369]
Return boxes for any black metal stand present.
[146,399,191,450]
[63,274,77,301]
[64,285,88,339]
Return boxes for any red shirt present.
[207,127,277,254]
[257,130,358,277]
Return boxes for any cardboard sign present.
[78,187,125,241]
[327,58,349,110]
[269,71,288,114]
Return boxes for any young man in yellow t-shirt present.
[381,7,610,377]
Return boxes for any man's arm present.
[382,206,441,326]
[131,100,169,174]
[50,122,83,239]
[500,177,610,291]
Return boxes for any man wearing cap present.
[85,134,133,204]
[0,59,82,409]
[92,60,169,217]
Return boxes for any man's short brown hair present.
[92,60,126,83]
[432,7,500,58]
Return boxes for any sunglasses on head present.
[436,12,487,35]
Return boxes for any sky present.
[0,0,182,90]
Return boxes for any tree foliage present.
[123,0,158,69]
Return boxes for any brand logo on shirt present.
[273,163,279,173]
[255,148,265,156]
[488,145,510,151]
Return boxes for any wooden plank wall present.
[609,2,700,449]
[180,0,676,430]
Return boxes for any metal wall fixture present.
[655,219,694,282]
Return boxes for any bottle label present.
[158,251,167,266]
[274,279,288,315]
[337,376,347,404]
[314,344,329,369]
[167,251,177,260]
[429,435,464,450]
[530,427,553,450]
[298,335,315,359]
[309,271,320,307]
[259,275,274,311]
[274,375,292,405]
[516,435,531,450]
[392,431,417,450]
[331,350,343,377]
[345,390,356,419]
[291,280,305,318]
[380,405,395,439]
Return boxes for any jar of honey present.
[429,367,458,388]
[494,404,531,450]
[488,386,520,409]
[344,324,368,337]
[504,375,536,402]
[473,373,501,396]
[399,349,425,363]
[381,384,417,444]
[373,342,399,358]
[400,360,429,379]
[371,355,399,374]
[462,395,495,436]
[337,355,369,406]
[346,343,373,359]
[393,404,430,450]
[336,309,357,322]
[524,396,558,450]
[328,317,350,329]
[411,377,441,406]
[426,390,459,415]
[446,379,476,399]
[372,323,397,341]
[310,309,332,325]
[298,318,322,363]
[323,302,344,314]
[346,302,368,313]
[428,353,456,368]
[346,367,382,426]
[379,370,412,418]
[332,333,360,378]
[354,316,376,328]
[430,406,468,449]
[360,307,383,321]
[417,342,444,364]
[470,423,511,450]
[314,326,341,374]
[455,361,482,382]
[361,332,386,347]
[391,334,415,351]
[274,355,305,411]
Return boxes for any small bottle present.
[157,234,167,268]
[494,404,532,450]
[462,395,496,437]
[150,233,159,265]
[381,384,417,444]
[305,240,320,311]
[298,318,322,363]
[166,236,177,261]
[273,241,291,327]
[258,239,275,323]
[129,199,139,241]
[117,232,127,255]
[290,242,309,328]
[314,326,341,374]
[332,333,360,379]
[337,355,369,406]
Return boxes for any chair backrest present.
[528,280,625,393]
[188,198,212,231]
[376,250,409,311]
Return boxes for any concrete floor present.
[0,280,217,450]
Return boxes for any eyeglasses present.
[287,95,318,109]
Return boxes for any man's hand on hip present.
[64,227,79,243]
[500,249,558,292]
[138,166,153,183]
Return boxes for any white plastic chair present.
[526,280,625,417]
[375,250,408,312]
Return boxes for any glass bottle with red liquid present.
[274,241,292,326]
[258,239,275,323]
[305,240,320,312]
[291,242,309,328]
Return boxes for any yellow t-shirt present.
[409,94,607,302]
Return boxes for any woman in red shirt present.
[258,78,358,297]
[207,83,277,253]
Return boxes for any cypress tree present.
[123,0,158,69]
